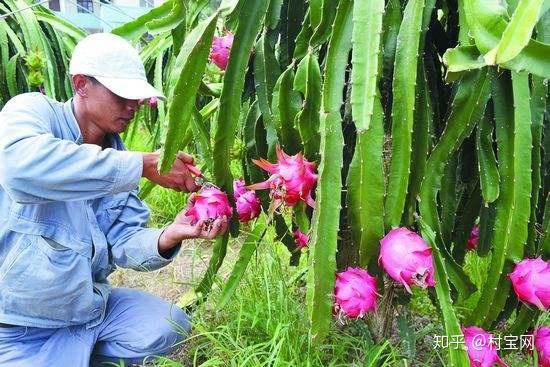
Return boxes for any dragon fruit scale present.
[293,229,309,249]
[467,224,480,250]
[534,326,550,367]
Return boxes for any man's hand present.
[158,210,229,254]
[142,151,200,192]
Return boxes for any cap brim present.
[95,76,166,101]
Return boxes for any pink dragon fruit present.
[467,225,480,250]
[184,186,232,225]
[534,326,550,367]
[247,146,317,208]
[379,228,436,293]
[333,267,378,318]
[210,32,234,70]
[149,97,158,108]
[462,326,508,367]
[233,179,261,222]
[509,258,550,310]
[293,229,309,249]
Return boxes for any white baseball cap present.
[69,32,165,100]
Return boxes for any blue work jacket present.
[0,93,176,329]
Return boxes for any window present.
[49,0,60,11]
[77,0,94,13]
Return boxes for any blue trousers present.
[0,288,190,366]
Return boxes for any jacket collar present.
[64,98,83,144]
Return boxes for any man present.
[0,33,228,366]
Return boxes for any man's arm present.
[0,95,197,203]
[106,191,227,271]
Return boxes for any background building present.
[46,0,164,33]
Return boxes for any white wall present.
[53,0,165,13]
[112,0,140,7]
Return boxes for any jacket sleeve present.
[105,191,180,271]
[0,94,142,203]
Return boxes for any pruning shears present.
[184,163,219,190]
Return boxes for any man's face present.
[81,77,141,135]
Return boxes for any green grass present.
[155,242,404,366]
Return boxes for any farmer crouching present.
[0,33,228,366]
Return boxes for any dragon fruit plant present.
[333,267,378,318]
[209,32,234,70]
[462,326,508,367]
[379,228,436,293]
[247,145,317,209]
[184,186,233,229]
[509,258,550,310]
[132,1,550,359]
[233,179,261,222]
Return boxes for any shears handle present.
[184,162,203,178]
[184,163,220,189]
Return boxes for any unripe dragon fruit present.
[333,267,378,318]
[462,326,508,367]
[379,228,436,293]
[534,326,550,367]
[293,229,309,249]
[509,258,550,310]
[210,32,234,70]
[184,186,232,225]
[467,225,480,250]
[233,179,261,222]
[247,146,317,208]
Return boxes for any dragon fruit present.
[233,179,261,222]
[379,228,436,293]
[184,186,232,225]
[293,229,309,249]
[210,32,234,70]
[462,326,508,367]
[149,97,158,108]
[509,258,550,310]
[534,326,550,367]
[247,146,317,208]
[333,267,378,318]
[467,225,480,250]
